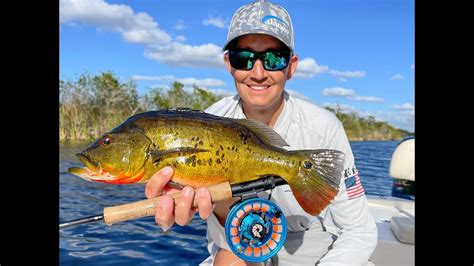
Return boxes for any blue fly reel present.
[225,197,287,262]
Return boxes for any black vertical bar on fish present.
[230,175,287,198]
[59,215,104,230]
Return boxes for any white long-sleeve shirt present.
[201,91,377,265]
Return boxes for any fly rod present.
[60,175,286,229]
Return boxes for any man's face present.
[224,34,298,111]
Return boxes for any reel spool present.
[225,197,287,262]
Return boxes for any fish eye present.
[99,135,114,147]
[303,161,312,169]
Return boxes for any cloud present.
[322,87,356,97]
[292,58,364,81]
[202,16,226,29]
[59,0,370,74]
[386,103,415,132]
[60,0,226,69]
[411,64,414,70]
[378,111,414,132]
[144,42,225,68]
[322,87,384,103]
[353,96,384,103]
[390,74,404,80]
[293,58,329,79]
[328,70,365,82]
[174,19,185,30]
[132,74,226,87]
[392,103,414,110]
[175,35,186,42]
[392,103,414,115]
[391,114,414,132]
[60,0,172,45]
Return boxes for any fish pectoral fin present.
[150,147,209,164]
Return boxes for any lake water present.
[59,140,399,265]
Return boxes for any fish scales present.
[132,113,297,187]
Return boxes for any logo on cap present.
[261,15,289,35]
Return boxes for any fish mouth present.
[76,153,100,172]
[68,152,118,182]
[68,152,145,184]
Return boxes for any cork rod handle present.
[103,181,233,225]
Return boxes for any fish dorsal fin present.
[231,118,288,148]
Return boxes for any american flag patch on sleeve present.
[345,172,365,199]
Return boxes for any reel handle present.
[103,181,232,225]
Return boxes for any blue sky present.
[60,0,414,132]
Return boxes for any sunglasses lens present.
[229,50,290,71]
[229,50,255,70]
[264,51,289,71]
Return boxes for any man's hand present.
[144,166,214,231]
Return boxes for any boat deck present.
[367,195,414,265]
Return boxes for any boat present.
[368,137,415,265]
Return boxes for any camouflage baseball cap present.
[223,0,294,51]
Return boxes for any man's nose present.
[250,59,267,80]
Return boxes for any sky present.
[60,0,414,132]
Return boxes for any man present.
[145,1,377,265]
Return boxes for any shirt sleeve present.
[318,121,378,265]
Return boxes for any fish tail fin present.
[287,149,345,216]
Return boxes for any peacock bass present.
[69,108,345,215]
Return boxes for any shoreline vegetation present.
[60,72,413,142]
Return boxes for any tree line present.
[324,106,412,141]
[60,71,412,141]
[60,71,222,141]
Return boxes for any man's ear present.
[286,54,298,80]
[223,51,233,73]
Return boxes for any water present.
[59,140,399,265]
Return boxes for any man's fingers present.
[175,186,196,226]
[155,194,175,230]
[196,188,213,219]
[145,167,214,229]
[145,166,174,198]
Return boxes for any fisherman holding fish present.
[144,1,377,265]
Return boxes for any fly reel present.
[225,197,287,262]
